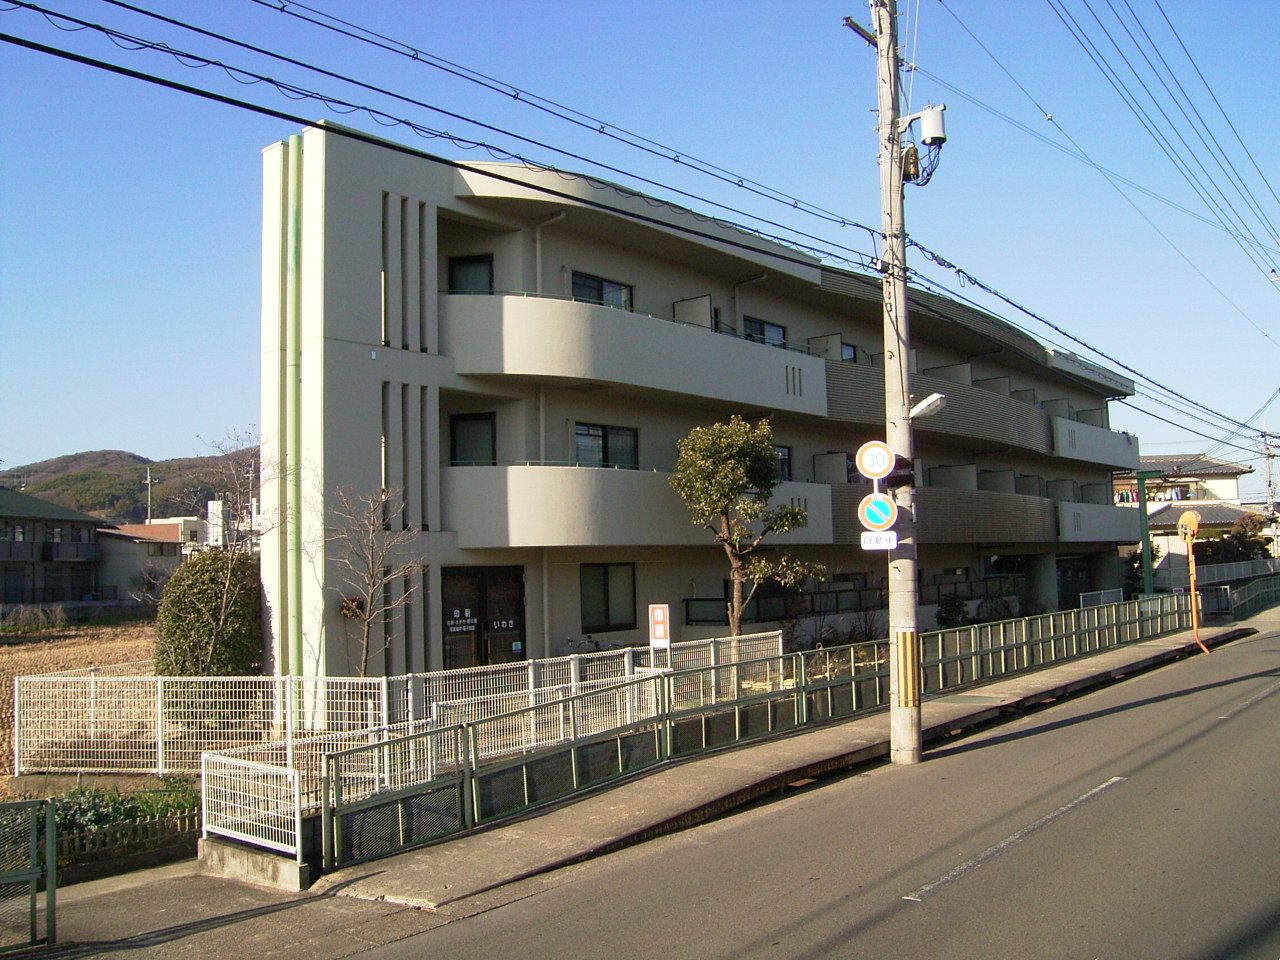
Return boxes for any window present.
[575,423,638,469]
[450,413,497,465]
[773,445,792,482]
[841,342,858,362]
[743,316,786,348]
[448,254,494,294]
[580,563,636,632]
[572,271,633,310]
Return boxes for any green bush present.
[155,550,262,676]
[934,593,969,630]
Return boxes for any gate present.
[0,800,55,952]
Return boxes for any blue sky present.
[2,0,1278,497]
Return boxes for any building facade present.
[260,125,1140,679]
[0,487,104,605]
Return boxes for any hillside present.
[0,448,258,524]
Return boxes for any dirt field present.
[0,619,155,783]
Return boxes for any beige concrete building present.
[260,124,1141,679]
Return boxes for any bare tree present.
[327,486,428,676]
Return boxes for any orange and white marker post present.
[1178,510,1210,654]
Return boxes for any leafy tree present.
[155,549,262,675]
[1194,514,1272,565]
[328,486,428,676]
[670,416,826,636]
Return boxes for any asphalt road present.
[354,622,1280,960]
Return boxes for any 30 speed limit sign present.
[855,441,895,480]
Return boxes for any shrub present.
[155,550,262,676]
[934,593,969,630]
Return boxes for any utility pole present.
[871,0,922,765]
[1264,428,1277,559]
[848,1,947,764]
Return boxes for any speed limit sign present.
[855,441,895,480]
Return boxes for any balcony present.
[0,541,38,561]
[825,361,1053,454]
[440,294,828,416]
[41,543,98,562]
[442,465,833,549]
[1057,501,1141,543]
[1052,417,1139,469]
[832,485,1057,544]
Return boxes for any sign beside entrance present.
[857,492,898,531]
[648,603,671,648]
[855,440,895,480]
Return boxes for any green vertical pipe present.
[1136,471,1160,596]
[286,134,303,676]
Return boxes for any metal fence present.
[322,597,1192,869]
[1226,574,1280,620]
[14,675,388,775]
[0,800,55,952]
[208,593,1203,869]
[1155,557,1280,590]
[14,633,782,777]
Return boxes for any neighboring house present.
[259,124,1141,679]
[1115,455,1266,585]
[96,528,182,601]
[143,516,207,555]
[1114,454,1253,506]
[0,486,105,604]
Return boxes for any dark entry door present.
[441,566,526,669]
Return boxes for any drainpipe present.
[285,134,304,676]
[534,211,566,296]
[533,212,562,660]
[731,273,768,334]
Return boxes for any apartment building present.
[260,124,1140,679]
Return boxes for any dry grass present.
[0,620,155,782]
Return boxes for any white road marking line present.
[903,777,1127,903]
[1218,678,1280,721]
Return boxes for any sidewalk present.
[15,616,1266,959]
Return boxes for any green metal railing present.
[321,593,1195,870]
[0,800,55,953]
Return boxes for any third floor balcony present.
[440,293,827,417]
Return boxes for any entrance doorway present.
[441,566,526,669]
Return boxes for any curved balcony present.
[826,361,1052,454]
[441,294,827,416]
[442,465,833,549]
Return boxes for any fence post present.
[43,798,56,945]
[321,759,333,872]
[380,676,390,729]
[285,678,296,774]
[12,679,21,776]
[794,652,808,726]
[570,655,582,697]
[154,677,165,776]
[709,641,720,705]
[463,726,477,829]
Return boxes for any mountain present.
[0,449,258,524]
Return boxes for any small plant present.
[935,593,969,630]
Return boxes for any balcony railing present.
[42,542,98,562]
[0,541,38,561]
[1,586,119,604]
[441,293,828,416]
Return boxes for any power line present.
[1,17,1262,446]
[2,2,882,271]
[241,0,885,242]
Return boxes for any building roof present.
[105,524,180,543]
[0,485,103,525]
[112,523,182,543]
[1147,501,1261,529]
[1118,455,1254,479]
